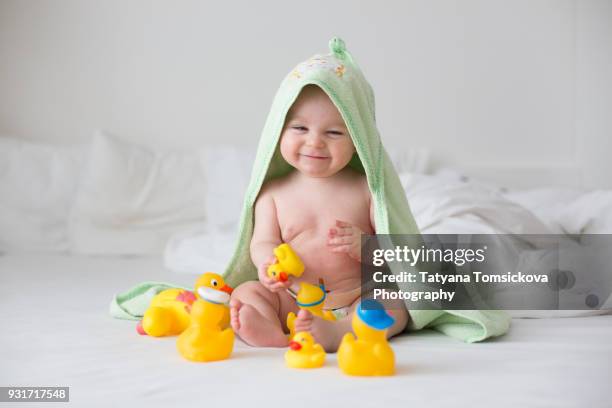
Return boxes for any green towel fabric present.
[109,282,189,320]
[110,37,511,342]
[408,309,511,343]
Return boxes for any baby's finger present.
[328,236,353,245]
[332,226,352,236]
[260,274,277,287]
[330,245,351,253]
[336,220,352,228]
[269,281,291,292]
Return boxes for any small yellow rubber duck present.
[285,332,326,369]
[138,272,232,337]
[176,275,235,362]
[267,243,305,282]
[286,279,336,339]
[337,300,396,376]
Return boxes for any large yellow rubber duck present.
[285,332,326,369]
[286,279,336,339]
[138,272,233,337]
[176,276,235,362]
[267,243,304,282]
[337,299,396,376]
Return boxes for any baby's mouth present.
[300,153,329,160]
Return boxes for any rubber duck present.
[138,272,232,337]
[285,332,326,369]
[267,243,304,282]
[286,279,336,339]
[337,300,396,376]
[176,280,235,362]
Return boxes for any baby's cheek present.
[279,137,297,162]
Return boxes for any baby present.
[229,84,409,352]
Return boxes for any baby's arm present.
[250,187,292,292]
[250,188,281,268]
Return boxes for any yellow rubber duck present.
[285,332,326,369]
[176,276,235,362]
[267,243,304,282]
[337,300,396,376]
[286,279,336,339]
[138,272,233,337]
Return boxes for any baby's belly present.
[287,227,362,294]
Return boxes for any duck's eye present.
[301,338,305,342]
[211,279,218,287]
[272,272,276,276]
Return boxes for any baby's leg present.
[293,295,410,353]
[294,309,353,353]
[379,298,410,338]
[229,281,294,348]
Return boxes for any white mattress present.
[1,254,610,407]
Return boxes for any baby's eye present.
[292,126,307,132]
[326,130,345,138]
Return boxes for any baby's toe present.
[294,321,312,333]
[230,300,242,331]
[294,310,313,332]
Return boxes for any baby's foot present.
[293,309,314,333]
[230,298,243,332]
[294,310,345,353]
[230,300,288,348]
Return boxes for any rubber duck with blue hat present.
[337,299,396,376]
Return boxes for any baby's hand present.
[327,220,364,262]
[258,255,293,293]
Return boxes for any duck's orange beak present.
[289,341,302,351]
[220,284,233,294]
[279,272,288,282]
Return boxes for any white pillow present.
[68,132,207,255]
[0,136,85,252]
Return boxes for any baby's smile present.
[300,153,329,160]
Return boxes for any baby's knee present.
[230,280,270,302]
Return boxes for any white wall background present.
[0,0,610,188]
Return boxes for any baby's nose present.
[305,132,326,147]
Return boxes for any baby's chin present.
[294,160,339,178]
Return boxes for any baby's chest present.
[275,191,370,241]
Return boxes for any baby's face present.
[280,85,355,178]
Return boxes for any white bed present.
[1,253,610,407]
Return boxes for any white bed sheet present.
[0,254,610,408]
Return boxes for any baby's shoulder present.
[341,168,370,193]
[257,176,291,200]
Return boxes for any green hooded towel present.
[220,37,511,343]
[110,37,510,343]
